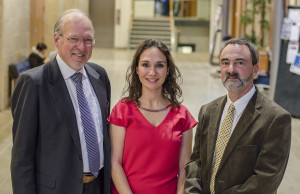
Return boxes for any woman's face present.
[136,47,169,92]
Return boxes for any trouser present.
[83,168,104,194]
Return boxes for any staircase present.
[129,18,173,50]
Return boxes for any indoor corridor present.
[0,48,299,193]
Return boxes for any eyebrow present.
[139,60,167,63]
[156,61,167,64]
[235,58,247,61]
[220,58,247,62]
[67,35,94,38]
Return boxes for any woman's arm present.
[110,124,133,194]
[177,128,193,194]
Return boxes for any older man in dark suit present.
[185,38,291,194]
[11,9,111,194]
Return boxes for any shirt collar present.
[225,85,256,116]
[56,54,88,80]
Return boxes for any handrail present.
[169,0,177,51]
[170,0,174,32]
[130,0,134,30]
[130,0,178,50]
[170,0,174,19]
[180,0,184,17]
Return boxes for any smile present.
[146,78,159,82]
[226,77,238,80]
[72,53,86,57]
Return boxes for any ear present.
[54,34,60,47]
[252,63,259,77]
[167,67,170,75]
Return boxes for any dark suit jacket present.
[185,90,291,194]
[11,59,111,194]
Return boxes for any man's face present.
[54,16,94,71]
[220,44,258,96]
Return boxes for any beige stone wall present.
[44,0,89,56]
[0,0,30,111]
[0,0,89,112]
[0,1,3,104]
[44,0,61,55]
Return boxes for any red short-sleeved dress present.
[108,100,198,194]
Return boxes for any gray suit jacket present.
[11,59,111,194]
[185,90,291,194]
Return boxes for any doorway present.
[89,0,115,48]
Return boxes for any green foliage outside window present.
[240,0,271,49]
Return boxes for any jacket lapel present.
[85,64,109,148]
[219,91,262,170]
[207,96,227,170]
[85,64,107,120]
[47,60,82,155]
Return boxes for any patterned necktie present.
[210,103,235,194]
[71,72,100,176]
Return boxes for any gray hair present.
[53,9,94,36]
[220,38,259,66]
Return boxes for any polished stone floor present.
[0,48,299,193]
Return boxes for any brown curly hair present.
[122,39,182,108]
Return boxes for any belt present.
[83,168,103,183]
[83,174,96,183]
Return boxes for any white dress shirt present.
[56,55,104,172]
[218,85,256,136]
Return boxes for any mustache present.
[225,72,241,81]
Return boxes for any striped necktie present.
[210,103,235,194]
[71,72,100,176]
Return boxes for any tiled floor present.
[0,48,299,193]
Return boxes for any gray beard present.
[223,73,253,90]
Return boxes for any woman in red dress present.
[108,39,197,194]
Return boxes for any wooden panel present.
[231,0,248,38]
[185,0,197,17]
[240,0,247,38]
[231,0,242,38]
[30,0,45,50]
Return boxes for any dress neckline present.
[134,103,174,128]
[137,104,172,112]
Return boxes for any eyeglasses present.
[59,34,95,46]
